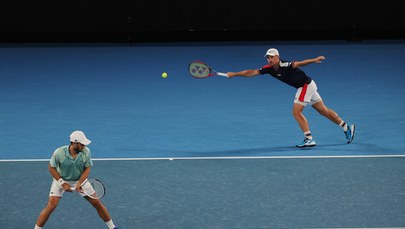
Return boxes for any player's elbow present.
[247,70,259,77]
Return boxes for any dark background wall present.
[1,0,404,42]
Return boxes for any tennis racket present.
[71,178,106,200]
[188,60,229,79]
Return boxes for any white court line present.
[1,154,405,162]
[307,228,405,229]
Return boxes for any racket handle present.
[217,72,229,78]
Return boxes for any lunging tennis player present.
[34,130,118,229]
[226,48,355,148]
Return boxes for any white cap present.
[264,48,279,57]
[70,130,92,145]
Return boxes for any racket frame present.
[70,178,106,200]
[188,60,228,79]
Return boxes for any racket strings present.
[189,62,210,78]
[89,179,105,199]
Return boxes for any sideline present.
[1,154,405,162]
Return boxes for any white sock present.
[106,219,116,229]
[339,121,348,132]
[304,131,313,140]
[35,225,42,229]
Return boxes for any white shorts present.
[49,178,95,197]
[294,80,322,106]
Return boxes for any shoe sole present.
[296,144,317,148]
[347,124,356,144]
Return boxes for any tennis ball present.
[162,72,168,78]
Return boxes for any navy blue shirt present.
[259,60,312,89]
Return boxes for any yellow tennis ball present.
[162,72,168,78]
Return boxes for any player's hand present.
[226,72,235,78]
[74,184,84,193]
[62,183,72,192]
[316,56,326,63]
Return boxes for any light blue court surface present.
[1,40,405,228]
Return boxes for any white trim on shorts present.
[294,80,322,106]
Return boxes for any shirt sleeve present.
[280,60,293,68]
[83,147,93,167]
[49,149,60,167]
[259,64,272,74]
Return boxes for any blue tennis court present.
[1,40,405,228]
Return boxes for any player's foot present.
[296,138,316,148]
[344,124,356,144]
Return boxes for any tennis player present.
[34,130,118,229]
[226,48,355,148]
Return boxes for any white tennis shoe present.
[296,138,317,148]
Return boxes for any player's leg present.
[293,83,317,148]
[292,103,310,133]
[35,196,61,228]
[293,103,316,148]
[86,197,111,221]
[311,96,355,143]
[35,179,66,228]
[86,197,117,229]
[311,100,342,125]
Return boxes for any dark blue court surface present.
[1,40,405,228]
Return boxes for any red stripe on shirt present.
[299,83,308,102]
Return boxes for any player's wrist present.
[57,178,66,187]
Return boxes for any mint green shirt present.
[50,145,93,181]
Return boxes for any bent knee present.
[292,110,300,117]
[292,107,304,117]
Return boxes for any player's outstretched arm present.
[293,56,326,68]
[226,69,260,78]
